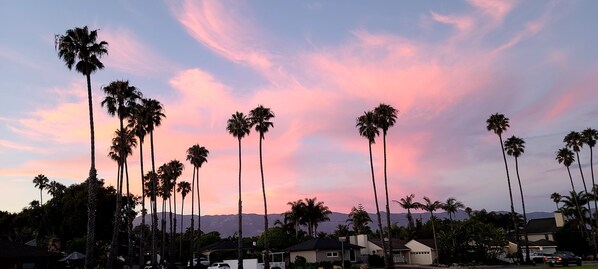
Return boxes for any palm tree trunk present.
[514,157,531,263]
[40,189,43,206]
[169,196,174,264]
[85,73,97,269]
[125,159,134,268]
[180,196,185,260]
[190,167,196,263]
[198,167,203,258]
[568,167,585,237]
[368,142,389,267]
[576,152,592,220]
[139,140,146,268]
[498,134,521,259]
[107,160,124,269]
[162,198,167,263]
[590,147,598,258]
[150,131,158,266]
[173,185,177,262]
[237,138,244,269]
[430,212,438,263]
[382,133,393,268]
[259,136,270,269]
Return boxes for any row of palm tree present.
[355,104,398,269]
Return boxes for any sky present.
[1,1,597,217]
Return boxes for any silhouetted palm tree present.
[186,144,209,262]
[582,128,598,226]
[356,110,389,267]
[393,194,417,238]
[504,135,530,262]
[177,181,191,258]
[303,197,332,236]
[249,105,275,269]
[464,207,473,218]
[560,191,589,230]
[556,147,585,231]
[55,26,108,269]
[564,132,592,216]
[32,174,49,205]
[551,192,562,212]
[47,180,66,198]
[373,103,398,264]
[486,113,520,256]
[284,200,306,238]
[167,160,184,262]
[442,197,464,222]
[227,111,251,269]
[415,197,442,264]
[143,98,165,266]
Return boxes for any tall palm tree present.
[556,147,585,231]
[486,113,521,256]
[564,132,592,216]
[55,26,108,269]
[143,98,165,266]
[227,111,251,269]
[561,191,590,230]
[285,200,306,238]
[167,160,184,262]
[303,197,332,236]
[32,174,49,205]
[415,197,442,264]
[550,192,562,212]
[393,194,417,238]
[582,128,598,226]
[177,181,191,258]
[504,135,531,262]
[356,110,389,267]
[157,163,172,261]
[186,144,209,262]
[442,197,464,222]
[373,103,398,263]
[249,105,275,269]
[102,80,141,269]
[128,102,150,267]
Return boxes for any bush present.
[318,261,332,269]
[367,255,384,267]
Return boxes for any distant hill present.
[133,210,555,237]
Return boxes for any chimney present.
[554,212,565,228]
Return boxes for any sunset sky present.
[1,1,597,217]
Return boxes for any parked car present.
[208,262,231,269]
[544,251,582,267]
[529,251,550,264]
[188,257,210,267]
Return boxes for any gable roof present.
[284,238,362,252]
[369,238,409,250]
[526,217,557,234]
[408,239,436,249]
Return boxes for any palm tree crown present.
[556,147,575,167]
[564,131,584,153]
[101,80,142,120]
[504,136,525,158]
[142,98,165,133]
[582,128,598,148]
[356,111,379,143]
[227,112,251,139]
[486,113,509,136]
[55,26,108,76]
[249,105,274,139]
[186,145,209,169]
[442,197,464,220]
[373,103,398,135]
[33,174,50,204]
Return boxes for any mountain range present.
[133,211,555,237]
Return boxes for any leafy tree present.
[186,144,209,262]
[347,204,372,235]
[486,113,520,256]
[32,174,49,205]
[373,103,398,264]
[504,135,530,262]
[249,105,275,269]
[55,26,108,269]
[226,111,251,269]
[356,110,388,266]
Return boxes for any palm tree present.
[284,200,306,238]
[227,111,251,269]
[32,174,49,205]
[486,113,520,256]
[167,160,184,262]
[356,111,389,267]
[561,191,590,230]
[551,192,562,212]
[504,135,531,262]
[556,147,585,231]
[102,80,141,269]
[347,204,372,235]
[47,181,66,198]
[143,98,165,266]
[464,207,473,218]
[177,181,191,258]
[564,132,592,216]
[442,198,464,222]
[249,105,275,269]
[186,144,209,262]
[393,194,417,238]
[303,197,332,236]
[415,197,442,264]
[55,26,108,269]
[582,128,598,226]
[373,103,398,263]
[128,102,150,267]
[157,163,172,260]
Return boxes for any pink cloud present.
[468,0,516,23]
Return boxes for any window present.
[327,252,338,257]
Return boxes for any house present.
[368,238,410,264]
[0,240,61,269]
[284,238,362,264]
[405,239,437,265]
[507,213,562,255]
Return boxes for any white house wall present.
[405,240,435,265]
